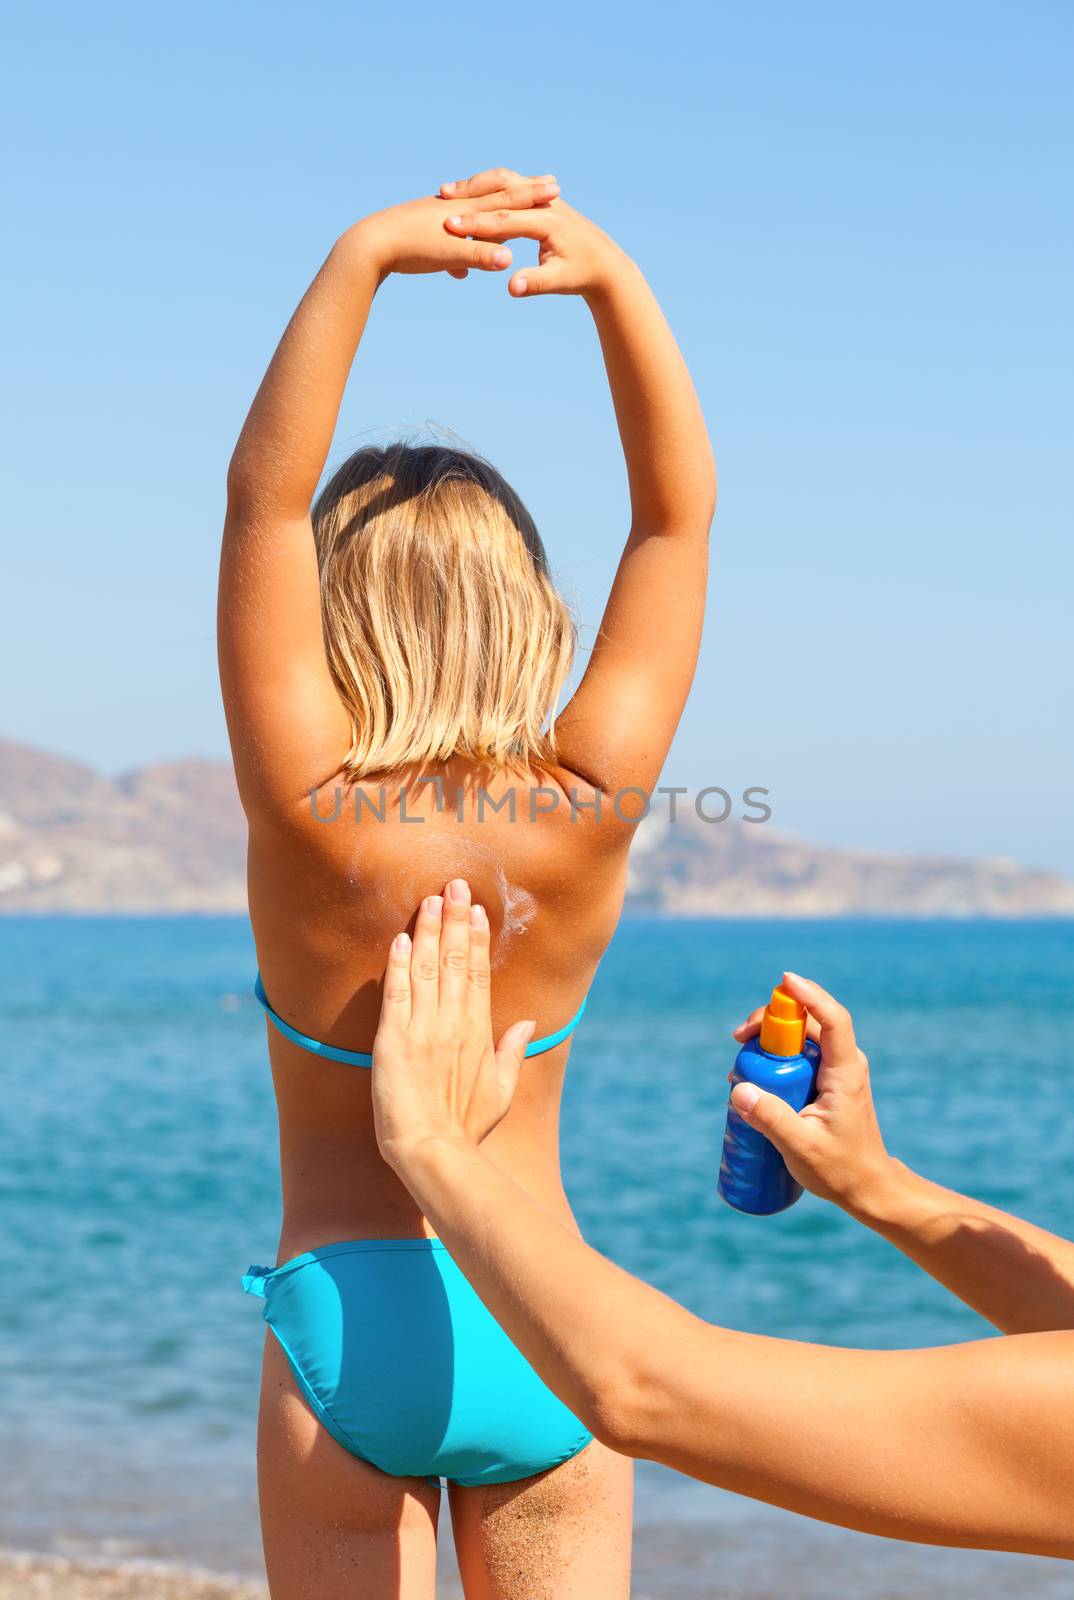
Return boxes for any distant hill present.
[1,739,1072,917]
[624,810,1074,917]
[0,741,246,912]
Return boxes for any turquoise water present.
[2,916,1073,1594]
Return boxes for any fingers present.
[439,878,472,1024]
[452,239,514,273]
[408,894,443,1023]
[448,204,560,241]
[507,266,562,297]
[447,266,469,280]
[440,165,524,197]
[494,1018,534,1105]
[730,1081,805,1158]
[780,971,859,1064]
[443,206,557,291]
[466,901,494,1031]
[378,931,413,1032]
[440,169,559,209]
[445,211,560,288]
[444,209,556,245]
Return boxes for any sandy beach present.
[0,1537,770,1600]
[0,1552,265,1600]
[0,1551,487,1600]
[6,1528,1074,1600]
[0,1552,467,1600]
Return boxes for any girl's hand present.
[357,169,560,282]
[729,972,894,1213]
[371,877,535,1169]
[439,169,632,298]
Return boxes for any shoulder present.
[540,763,647,853]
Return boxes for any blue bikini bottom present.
[243,1238,592,1487]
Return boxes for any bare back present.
[249,760,632,1255]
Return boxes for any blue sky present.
[2,1,1071,871]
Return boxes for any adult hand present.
[439,169,633,298]
[371,877,535,1170]
[356,168,559,282]
[730,972,894,1213]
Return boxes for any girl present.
[220,165,716,1600]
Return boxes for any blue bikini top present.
[253,972,587,1069]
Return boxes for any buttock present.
[242,1237,592,1487]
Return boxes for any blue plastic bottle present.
[718,985,820,1215]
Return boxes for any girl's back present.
[250,759,631,1246]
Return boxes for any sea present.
[2,915,1073,1599]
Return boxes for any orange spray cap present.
[759,986,807,1056]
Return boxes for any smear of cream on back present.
[356,829,537,971]
[496,867,536,969]
[426,837,537,970]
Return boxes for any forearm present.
[851,1158,1074,1334]
[652,1317,1074,1557]
[227,224,381,519]
[402,1138,1074,1558]
[585,260,716,535]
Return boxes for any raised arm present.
[730,972,1074,1334]
[441,184,717,800]
[219,171,560,811]
[369,889,1074,1560]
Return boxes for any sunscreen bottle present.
[718,986,820,1215]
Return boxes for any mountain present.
[624,811,1074,917]
[0,741,246,911]
[1,739,1071,917]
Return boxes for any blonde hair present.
[312,442,576,781]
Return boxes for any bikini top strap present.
[253,973,375,1067]
[525,994,587,1056]
[253,973,588,1067]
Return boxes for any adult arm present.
[404,1129,1074,1558]
[370,885,1074,1560]
[730,973,1074,1334]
